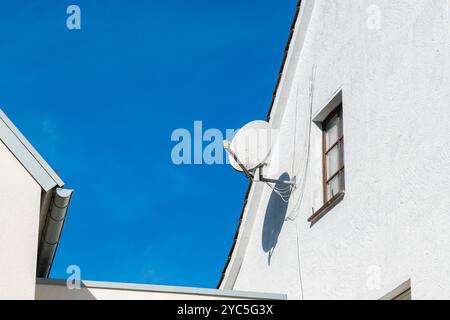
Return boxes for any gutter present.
[37,188,74,278]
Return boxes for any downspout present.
[36,188,74,278]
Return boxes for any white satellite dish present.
[223,120,296,190]
[227,120,273,172]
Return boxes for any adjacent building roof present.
[37,278,287,300]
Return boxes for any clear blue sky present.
[0,0,297,288]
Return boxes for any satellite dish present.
[227,120,273,172]
[223,120,296,195]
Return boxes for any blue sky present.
[0,0,297,288]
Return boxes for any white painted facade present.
[220,0,450,300]
[0,140,42,299]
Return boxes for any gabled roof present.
[0,109,64,191]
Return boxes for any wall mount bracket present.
[223,142,296,187]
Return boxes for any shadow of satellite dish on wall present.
[261,172,291,266]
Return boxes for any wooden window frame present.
[308,103,345,225]
[322,104,345,203]
[380,280,412,300]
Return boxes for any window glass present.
[325,115,339,149]
[327,175,340,200]
[326,145,340,177]
[322,104,344,203]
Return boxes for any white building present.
[218,0,450,300]
[2,0,450,301]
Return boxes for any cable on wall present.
[284,64,316,300]
[285,64,316,222]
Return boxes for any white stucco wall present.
[228,0,450,299]
[0,140,42,299]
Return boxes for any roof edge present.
[266,0,303,122]
[0,109,64,191]
[36,278,287,300]
[217,0,314,290]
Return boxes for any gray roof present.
[37,278,287,300]
[0,109,64,191]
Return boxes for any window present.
[308,92,345,225]
[322,104,345,202]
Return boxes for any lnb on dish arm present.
[223,140,231,151]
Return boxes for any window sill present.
[308,191,345,226]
